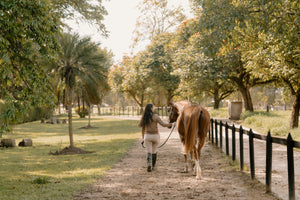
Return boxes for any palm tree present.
[53,33,109,148]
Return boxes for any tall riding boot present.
[147,153,152,172]
[152,153,157,170]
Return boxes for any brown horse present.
[169,101,210,179]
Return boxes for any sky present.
[68,0,193,63]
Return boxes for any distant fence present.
[94,106,169,117]
[209,119,300,200]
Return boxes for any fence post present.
[239,126,244,171]
[215,119,218,146]
[220,121,223,153]
[266,130,272,193]
[211,119,214,144]
[209,122,211,140]
[166,106,168,117]
[225,122,229,156]
[249,129,255,179]
[232,125,236,161]
[287,133,295,200]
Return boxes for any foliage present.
[0,0,60,135]
[52,0,108,36]
[0,117,140,200]
[32,176,50,185]
[0,0,109,136]
[172,19,235,106]
[75,107,88,118]
[236,0,300,128]
[187,0,299,128]
[109,55,150,107]
[132,0,186,47]
[142,33,180,104]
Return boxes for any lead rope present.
[141,124,176,149]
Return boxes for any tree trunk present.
[213,90,221,109]
[68,86,74,148]
[57,91,61,114]
[238,85,253,111]
[97,104,101,115]
[77,95,81,113]
[82,97,85,111]
[290,93,300,129]
[88,105,91,127]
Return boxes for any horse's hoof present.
[196,175,201,180]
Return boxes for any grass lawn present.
[209,107,300,141]
[0,116,140,200]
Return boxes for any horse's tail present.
[184,106,202,154]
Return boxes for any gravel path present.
[73,122,281,200]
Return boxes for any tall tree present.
[51,33,108,148]
[238,0,300,128]
[132,0,185,47]
[143,33,180,104]
[109,55,150,108]
[0,0,108,135]
[192,0,274,111]
[172,18,235,107]
[0,0,59,134]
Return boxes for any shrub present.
[75,107,89,118]
[20,107,53,123]
[32,176,50,184]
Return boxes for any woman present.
[138,103,173,172]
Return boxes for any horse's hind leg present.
[195,158,201,179]
[183,154,188,173]
[195,140,205,179]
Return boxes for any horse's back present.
[179,104,210,153]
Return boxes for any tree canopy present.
[0,0,60,134]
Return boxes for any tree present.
[143,33,180,104]
[238,0,300,128]
[81,49,112,127]
[0,0,108,136]
[191,0,274,111]
[51,33,108,148]
[132,0,185,47]
[0,0,59,135]
[172,18,235,107]
[109,55,150,108]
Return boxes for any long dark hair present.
[140,103,154,127]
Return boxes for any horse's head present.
[168,103,179,123]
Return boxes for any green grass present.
[209,108,300,141]
[0,116,140,200]
[208,107,229,119]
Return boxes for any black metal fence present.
[209,118,300,200]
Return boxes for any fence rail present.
[210,118,299,200]
[93,106,169,117]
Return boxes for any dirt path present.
[73,125,281,200]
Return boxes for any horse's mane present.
[174,100,192,112]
